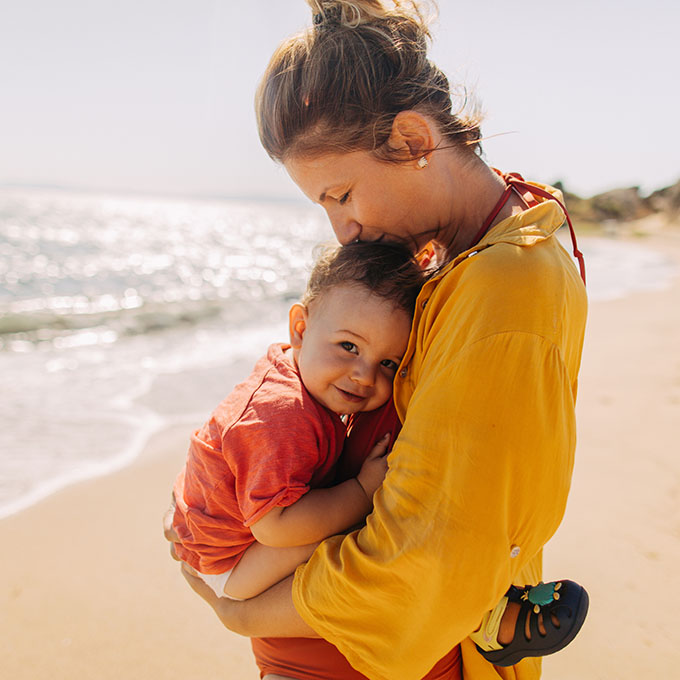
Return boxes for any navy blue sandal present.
[478,580,589,667]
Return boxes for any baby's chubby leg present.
[224,541,318,600]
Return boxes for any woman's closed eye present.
[340,341,358,354]
[338,191,351,205]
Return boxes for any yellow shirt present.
[292,185,588,680]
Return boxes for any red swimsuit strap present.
[471,170,586,285]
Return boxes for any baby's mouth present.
[335,386,366,403]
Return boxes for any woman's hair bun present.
[306,1,429,30]
[257,1,482,163]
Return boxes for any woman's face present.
[285,150,439,252]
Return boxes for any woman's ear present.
[288,303,308,349]
[388,111,436,164]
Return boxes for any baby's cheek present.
[375,378,394,407]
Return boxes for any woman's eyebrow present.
[319,183,344,203]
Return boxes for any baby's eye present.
[338,191,351,205]
[340,341,358,354]
[380,359,399,371]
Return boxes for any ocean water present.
[0,188,677,519]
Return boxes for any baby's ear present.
[288,303,308,349]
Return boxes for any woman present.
[169,1,588,678]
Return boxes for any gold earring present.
[417,156,428,169]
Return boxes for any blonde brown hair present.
[256,0,482,163]
[303,241,426,316]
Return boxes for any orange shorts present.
[252,636,461,680]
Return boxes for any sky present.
[1,0,678,200]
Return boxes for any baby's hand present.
[356,433,390,501]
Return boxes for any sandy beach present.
[1,231,679,679]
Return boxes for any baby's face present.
[289,284,412,415]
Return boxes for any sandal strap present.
[469,596,509,652]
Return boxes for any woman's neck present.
[436,158,527,260]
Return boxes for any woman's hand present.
[182,567,319,639]
[181,563,251,633]
[163,493,180,561]
[164,493,317,638]
[165,497,252,633]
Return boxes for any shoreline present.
[0,231,677,523]
[1,229,679,678]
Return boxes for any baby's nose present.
[351,362,376,386]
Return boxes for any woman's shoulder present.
[443,233,583,303]
[425,235,586,346]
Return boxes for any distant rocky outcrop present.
[647,182,680,220]
[553,179,680,228]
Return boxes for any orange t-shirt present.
[172,343,347,575]
[252,401,462,680]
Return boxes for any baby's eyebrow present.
[337,329,367,343]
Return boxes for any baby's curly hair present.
[303,241,426,316]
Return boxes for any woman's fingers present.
[181,562,200,577]
[163,495,182,560]
[164,516,179,542]
[182,563,218,604]
[164,511,181,561]
[163,493,178,540]
[181,564,246,633]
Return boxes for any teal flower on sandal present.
[521,581,562,614]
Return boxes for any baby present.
[170,241,588,667]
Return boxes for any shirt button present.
[399,368,408,378]
[510,545,521,558]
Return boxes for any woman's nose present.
[327,209,361,245]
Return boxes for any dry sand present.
[1,231,679,679]
[544,230,680,678]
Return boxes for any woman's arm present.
[166,498,311,635]
[181,565,317,638]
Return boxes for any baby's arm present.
[223,433,389,600]
[224,541,318,600]
[249,433,389,548]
